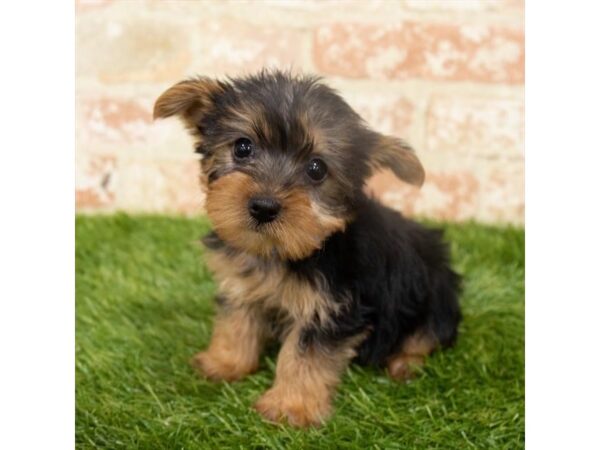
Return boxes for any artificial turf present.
[76,214,524,449]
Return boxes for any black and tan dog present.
[154,70,461,427]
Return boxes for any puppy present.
[154,70,461,427]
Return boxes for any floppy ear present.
[369,134,425,187]
[153,77,224,125]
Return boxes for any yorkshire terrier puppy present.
[154,70,461,427]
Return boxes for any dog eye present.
[233,138,253,159]
[306,158,328,182]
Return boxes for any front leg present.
[192,303,266,382]
[254,327,360,427]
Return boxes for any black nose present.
[248,196,281,223]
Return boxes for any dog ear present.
[153,77,224,125]
[369,134,425,187]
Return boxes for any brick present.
[367,168,480,221]
[115,159,204,214]
[426,96,524,158]
[403,0,516,12]
[502,0,525,11]
[73,0,525,223]
[76,93,195,159]
[194,20,306,76]
[342,91,415,137]
[476,160,523,223]
[76,16,191,83]
[79,97,153,144]
[75,154,116,209]
[313,22,524,83]
[75,0,112,13]
[367,158,523,223]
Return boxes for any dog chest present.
[205,248,336,324]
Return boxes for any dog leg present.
[254,327,358,427]
[387,330,438,381]
[191,305,266,382]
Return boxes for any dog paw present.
[387,354,425,381]
[254,387,331,428]
[190,351,253,382]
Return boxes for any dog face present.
[154,71,424,260]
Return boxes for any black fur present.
[291,195,462,366]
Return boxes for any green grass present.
[76,214,524,449]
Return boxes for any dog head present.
[154,70,424,260]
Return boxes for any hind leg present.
[386,330,438,381]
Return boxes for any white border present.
[526,1,600,449]
[0,2,74,449]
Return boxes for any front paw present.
[190,351,254,382]
[254,386,332,427]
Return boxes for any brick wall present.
[76,0,524,224]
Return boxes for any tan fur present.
[223,102,274,143]
[371,135,425,187]
[386,330,438,381]
[205,171,345,261]
[273,188,346,261]
[153,78,224,126]
[204,171,265,254]
[254,326,363,427]
[205,247,339,326]
[191,306,266,382]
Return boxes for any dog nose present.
[248,196,281,223]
